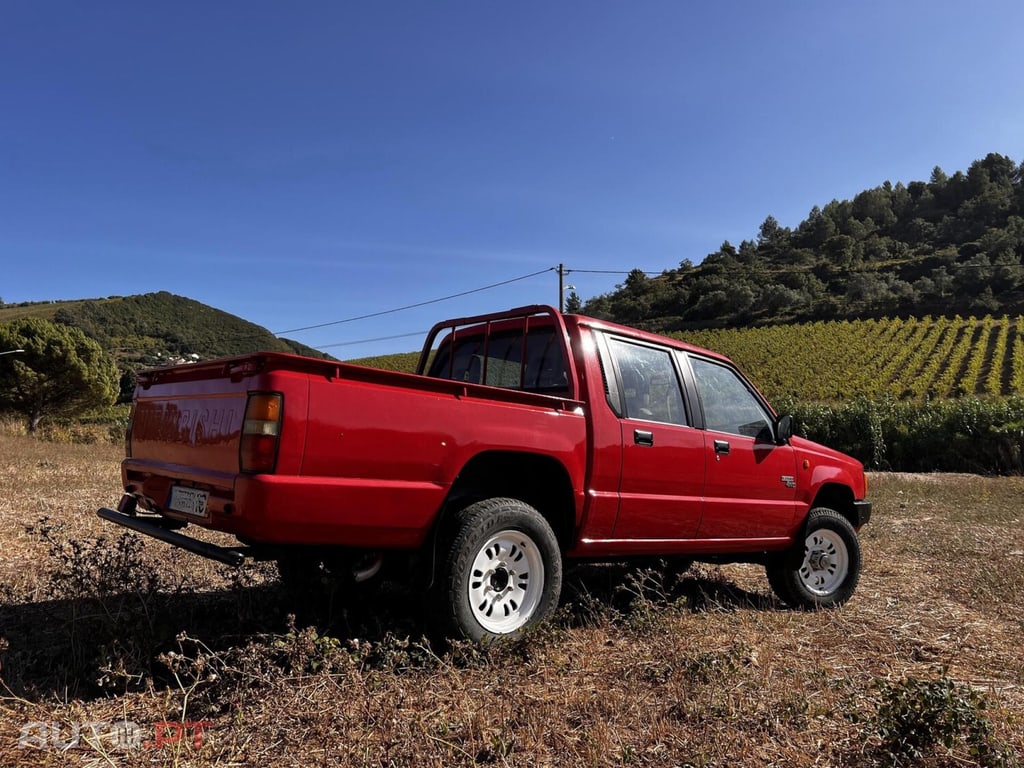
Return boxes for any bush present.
[787,396,1024,474]
[866,675,1015,766]
[24,520,181,693]
[3,405,129,444]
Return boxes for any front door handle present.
[714,439,731,455]
[634,429,654,447]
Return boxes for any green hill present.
[583,153,1024,332]
[0,291,332,372]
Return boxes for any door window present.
[688,357,773,440]
[608,339,687,425]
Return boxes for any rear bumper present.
[99,498,246,566]
[121,466,448,549]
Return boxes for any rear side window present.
[688,356,773,440]
[427,326,568,394]
[607,338,687,425]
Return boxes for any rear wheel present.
[435,497,562,642]
[766,508,862,609]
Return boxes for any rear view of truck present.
[119,361,275,544]
[104,359,321,563]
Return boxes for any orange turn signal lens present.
[245,393,281,423]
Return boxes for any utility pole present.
[557,264,575,313]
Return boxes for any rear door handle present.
[714,439,731,455]
[634,429,654,447]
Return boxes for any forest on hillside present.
[0,292,332,403]
[1,292,329,366]
[582,153,1024,332]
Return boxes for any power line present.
[319,331,428,350]
[274,267,555,336]
[316,264,705,351]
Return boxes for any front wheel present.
[766,507,862,609]
[435,498,562,642]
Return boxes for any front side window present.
[608,339,687,425]
[688,356,773,440]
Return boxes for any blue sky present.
[2,2,1022,358]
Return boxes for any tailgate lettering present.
[135,403,240,445]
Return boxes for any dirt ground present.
[0,434,1021,766]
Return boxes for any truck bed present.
[125,353,587,548]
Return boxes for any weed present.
[19,520,186,693]
[45,531,165,602]
[618,566,675,632]
[866,674,1017,767]
[679,644,748,686]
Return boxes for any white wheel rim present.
[799,528,849,597]
[468,529,545,634]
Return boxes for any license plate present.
[168,486,209,517]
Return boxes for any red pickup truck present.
[99,305,870,641]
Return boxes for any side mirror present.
[775,414,793,445]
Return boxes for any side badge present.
[780,475,797,489]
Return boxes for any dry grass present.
[1,434,1022,766]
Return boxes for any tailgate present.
[123,356,288,520]
[129,392,248,474]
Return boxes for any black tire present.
[434,497,562,642]
[766,507,862,609]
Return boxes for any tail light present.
[240,393,283,473]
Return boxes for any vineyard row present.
[680,315,1024,403]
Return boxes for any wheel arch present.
[810,482,857,527]
[436,450,577,550]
